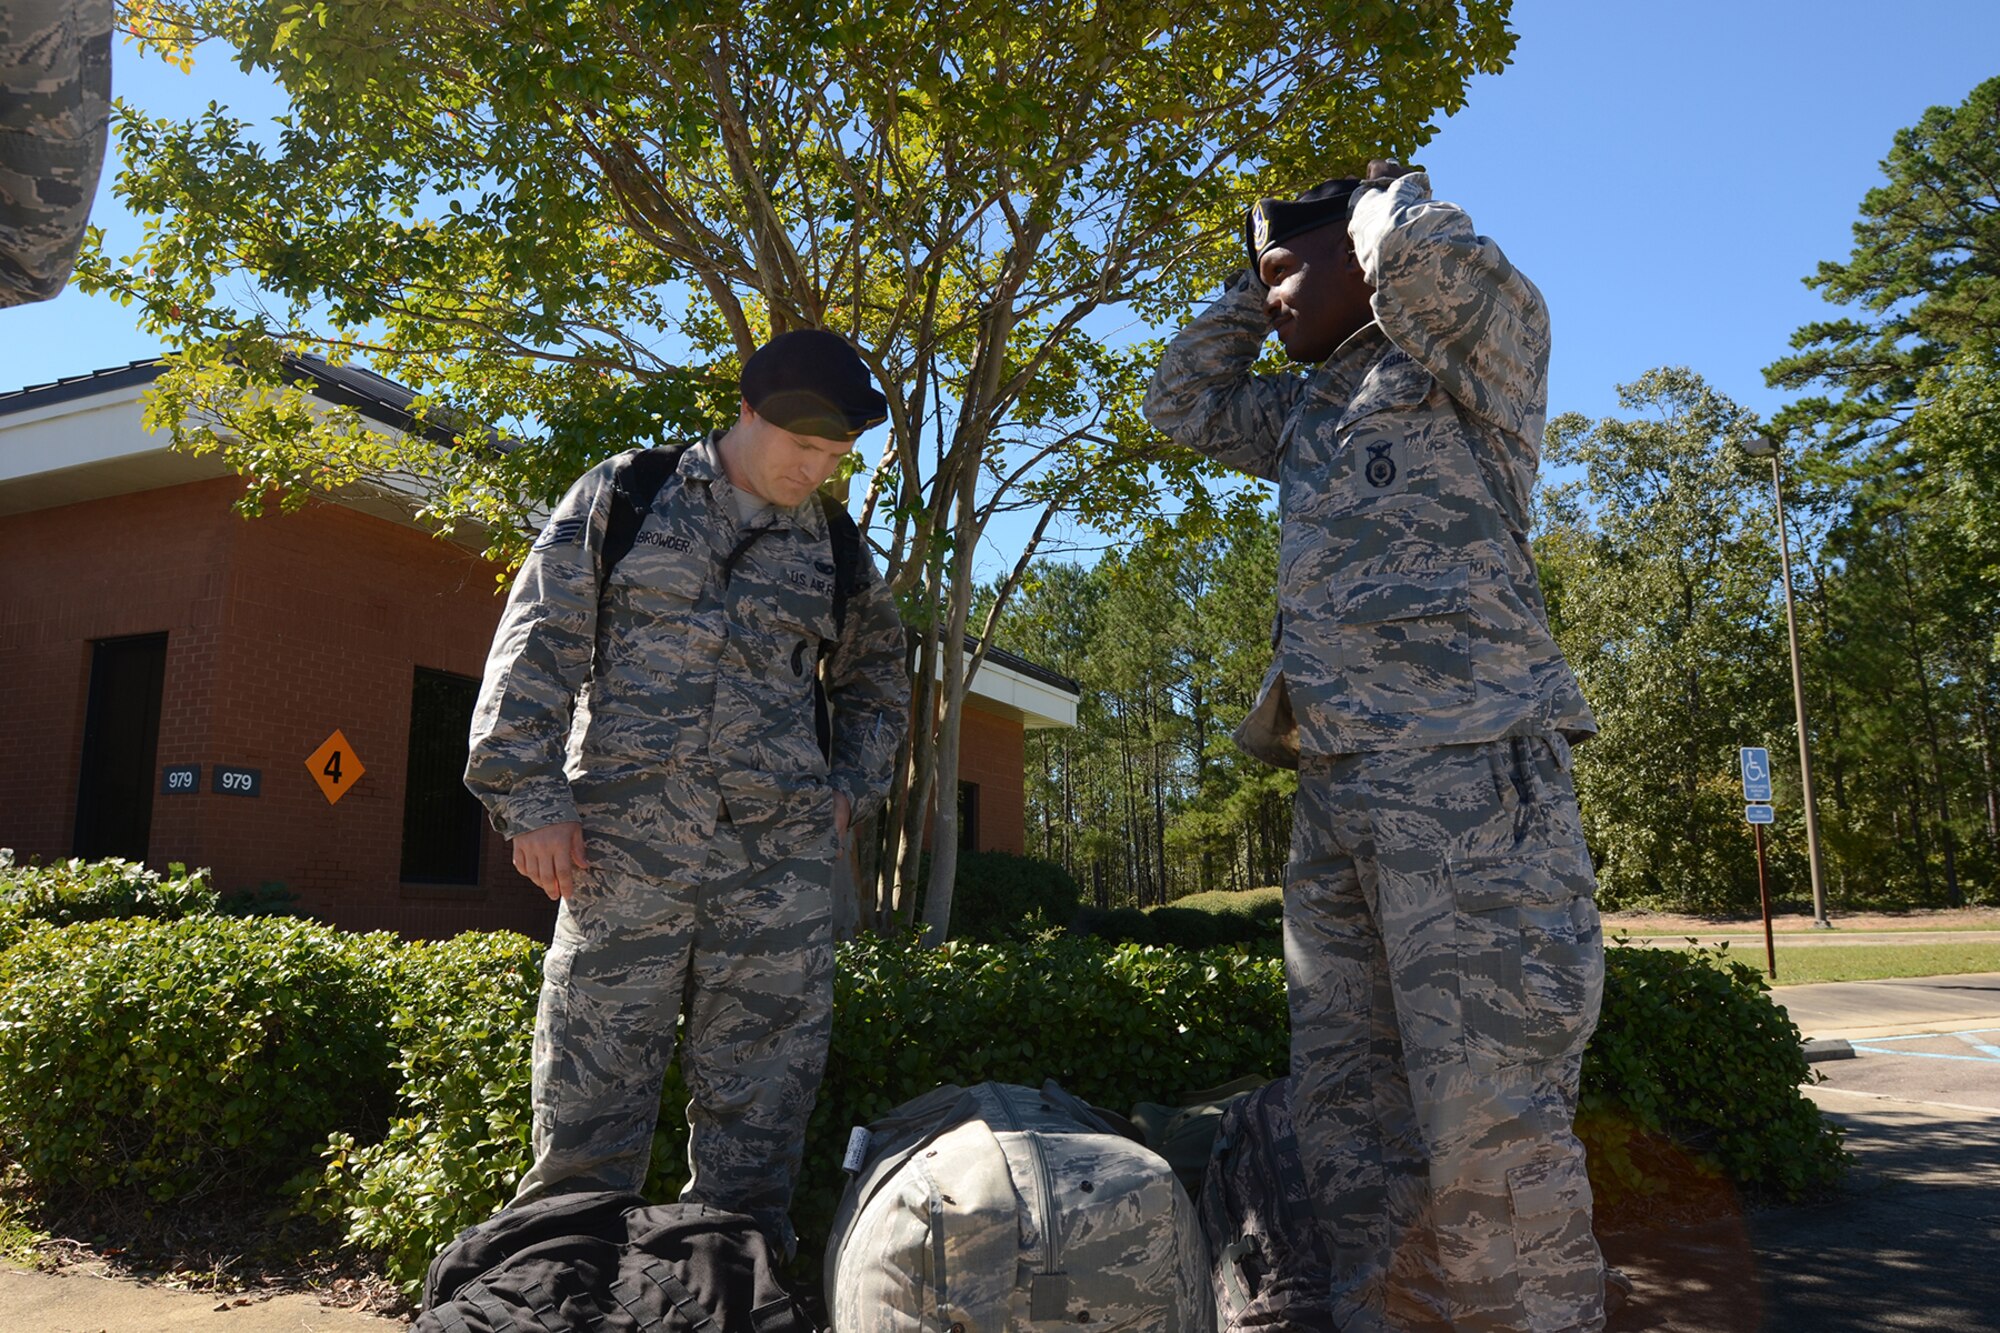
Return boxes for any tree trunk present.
[918,437,985,943]
[1893,529,1961,907]
[1978,667,2000,848]
[894,587,943,933]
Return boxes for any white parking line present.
[1847,1027,2000,1063]
[1807,1085,2000,1116]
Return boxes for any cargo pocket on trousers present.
[1451,856,1603,1071]
[1506,1152,1598,1328]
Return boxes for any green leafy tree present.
[1763,74,2000,905]
[1539,368,1796,911]
[84,0,1516,936]
[986,499,1288,907]
[1766,74,2000,458]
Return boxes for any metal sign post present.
[1752,820,1776,978]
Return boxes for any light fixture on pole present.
[1742,432,1831,928]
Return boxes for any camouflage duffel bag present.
[825,1079,1214,1332]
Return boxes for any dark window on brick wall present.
[958,780,980,855]
[400,668,484,885]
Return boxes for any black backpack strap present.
[815,492,864,639]
[465,1282,559,1333]
[618,1256,721,1332]
[811,494,867,766]
[599,445,689,598]
[430,1307,475,1333]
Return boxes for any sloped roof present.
[3,357,1081,710]
[0,354,479,448]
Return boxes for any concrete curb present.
[1803,1037,1855,1063]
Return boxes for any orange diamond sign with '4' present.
[307,730,365,805]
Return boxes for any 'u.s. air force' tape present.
[842,1126,871,1174]
[532,517,586,551]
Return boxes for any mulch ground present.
[1,1176,408,1318]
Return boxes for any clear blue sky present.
[7,3,1997,554]
[1422,1,1997,425]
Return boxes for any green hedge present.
[0,853,219,951]
[1073,886,1283,950]
[0,916,405,1199]
[1581,941,1847,1209]
[937,850,1082,942]
[305,933,1289,1293]
[0,903,1844,1294]
[303,930,549,1285]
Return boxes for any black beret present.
[740,329,890,441]
[1246,177,1361,270]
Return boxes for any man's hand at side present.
[834,791,852,844]
[512,821,590,900]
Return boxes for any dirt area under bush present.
[0,1183,407,1318]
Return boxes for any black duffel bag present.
[418,1190,813,1333]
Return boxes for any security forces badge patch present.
[1364,441,1398,489]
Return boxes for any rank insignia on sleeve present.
[532,517,586,551]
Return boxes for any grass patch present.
[1161,886,1283,916]
[1679,939,2000,985]
[1667,922,2000,937]
[0,1195,46,1266]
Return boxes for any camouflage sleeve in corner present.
[0,0,111,309]
[1348,172,1552,442]
[464,461,616,839]
[1141,274,1303,481]
[823,555,910,825]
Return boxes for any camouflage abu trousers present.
[1286,736,1605,1333]
[514,786,836,1259]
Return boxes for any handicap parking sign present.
[1740,747,1773,803]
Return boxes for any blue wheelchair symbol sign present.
[1745,803,1775,825]
[1740,747,1773,803]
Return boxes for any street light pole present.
[1744,433,1832,928]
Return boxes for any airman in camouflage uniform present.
[1,0,110,308]
[466,331,910,1258]
[1144,165,1608,1332]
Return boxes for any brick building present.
[0,360,1078,938]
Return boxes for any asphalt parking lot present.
[1823,1025,2000,1111]
[1605,972,2000,1332]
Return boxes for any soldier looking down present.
[466,329,910,1258]
[1144,163,1611,1331]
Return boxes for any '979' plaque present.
[212,766,262,797]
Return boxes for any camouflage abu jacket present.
[0,0,111,308]
[466,434,910,843]
[1143,172,1595,766]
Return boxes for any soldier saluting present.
[466,330,910,1259]
[1145,163,1613,1331]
